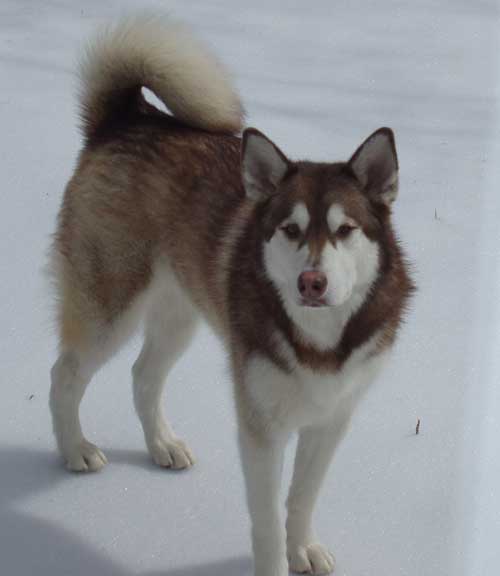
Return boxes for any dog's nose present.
[297,271,327,299]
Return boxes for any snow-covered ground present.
[1,1,499,574]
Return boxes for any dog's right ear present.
[241,128,291,201]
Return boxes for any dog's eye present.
[282,223,301,241]
[337,225,356,239]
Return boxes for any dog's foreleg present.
[286,412,352,575]
[239,426,289,576]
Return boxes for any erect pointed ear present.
[348,127,399,206]
[241,128,292,201]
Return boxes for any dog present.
[49,15,414,576]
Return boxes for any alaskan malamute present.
[49,15,414,576]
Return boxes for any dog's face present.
[241,127,399,309]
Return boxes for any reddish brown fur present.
[52,93,414,373]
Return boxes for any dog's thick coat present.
[49,15,414,576]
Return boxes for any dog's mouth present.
[299,298,329,308]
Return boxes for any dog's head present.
[241,127,398,309]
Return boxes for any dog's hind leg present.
[49,265,148,472]
[50,348,107,472]
[132,270,198,469]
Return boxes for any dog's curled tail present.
[78,15,244,139]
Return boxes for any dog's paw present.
[64,440,108,472]
[288,542,335,575]
[150,436,195,470]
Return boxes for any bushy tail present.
[78,14,244,139]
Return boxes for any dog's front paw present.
[288,542,335,575]
[149,436,195,470]
[63,440,108,472]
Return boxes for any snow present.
[1,1,500,574]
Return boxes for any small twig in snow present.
[416,419,421,435]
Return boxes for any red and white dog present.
[49,16,414,576]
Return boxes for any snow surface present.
[1,1,500,575]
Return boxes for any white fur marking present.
[239,428,289,576]
[326,204,345,232]
[246,334,387,432]
[132,262,197,469]
[326,204,356,234]
[241,336,387,575]
[264,209,380,350]
[285,202,310,232]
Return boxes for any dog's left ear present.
[348,128,399,206]
[241,128,291,201]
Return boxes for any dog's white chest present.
[246,337,387,431]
